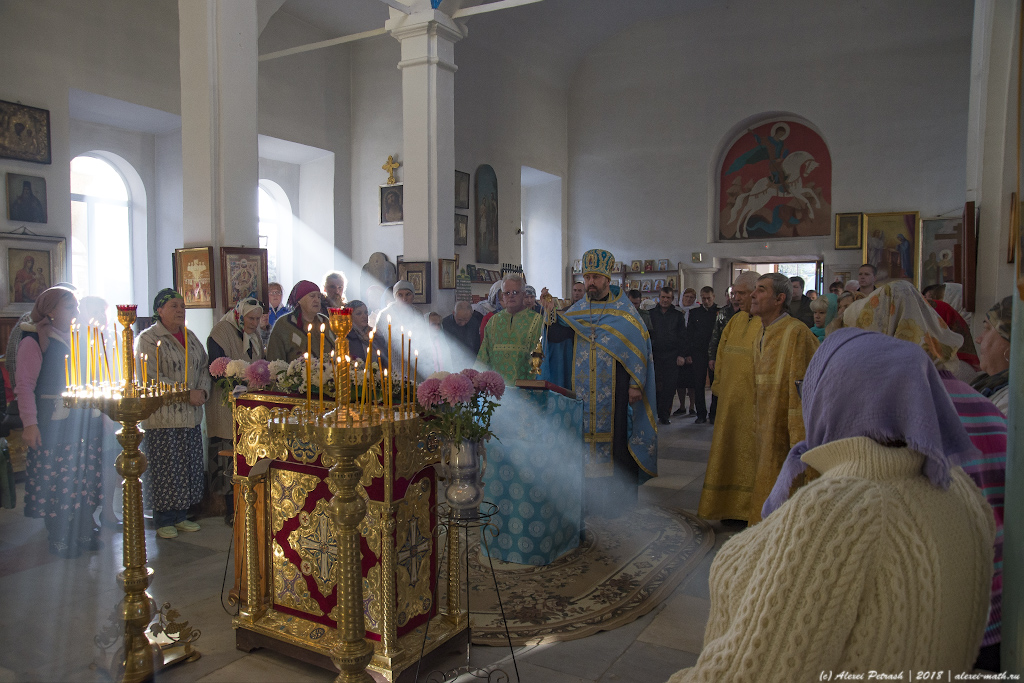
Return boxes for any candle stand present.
[63,304,201,683]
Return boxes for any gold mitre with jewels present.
[581,249,615,279]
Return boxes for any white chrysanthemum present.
[225,359,249,378]
[268,360,289,377]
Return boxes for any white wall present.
[521,170,564,297]
[453,33,569,299]
[567,0,974,296]
[349,36,404,267]
[0,0,180,290]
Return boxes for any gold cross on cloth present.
[382,155,400,185]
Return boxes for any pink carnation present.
[440,372,475,406]
[418,378,443,408]
[475,370,505,399]
[460,368,480,381]
[245,359,272,388]
[210,356,230,377]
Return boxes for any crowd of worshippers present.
[5,259,1016,676]
[677,266,1013,678]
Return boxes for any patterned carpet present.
[465,505,714,645]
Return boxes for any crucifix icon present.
[396,517,431,585]
[382,155,400,186]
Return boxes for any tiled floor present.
[0,396,735,682]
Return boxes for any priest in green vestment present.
[477,274,543,383]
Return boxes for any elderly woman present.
[16,286,105,557]
[205,297,264,522]
[807,293,836,341]
[670,329,994,681]
[524,285,542,313]
[841,281,1008,669]
[972,296,1012,416]
[136,289,211,539]
[344,299,372,363]
[823,290,863,337]
[266,280,335,363]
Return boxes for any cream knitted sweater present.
[668,437,994,682]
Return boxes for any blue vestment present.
[542,289,658,483]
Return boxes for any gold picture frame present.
[834,212,863,249]
[863,211,921,287]
[173,246,215,309]
[438,258,456,289]
[0,231,65,315]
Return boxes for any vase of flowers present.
[417,368,505,519]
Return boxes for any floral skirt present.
[23,410,104,522]
[142,426,204,512]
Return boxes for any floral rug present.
[463,505,714,645]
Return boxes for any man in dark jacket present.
[647,286,685,424]
[787,276,815,328]
[441,301,483,360]
[707,286,739,424]
[687,286,718,424]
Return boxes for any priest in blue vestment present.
[540,248,658,515]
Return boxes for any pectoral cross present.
[382,155,400,186]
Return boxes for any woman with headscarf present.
[265,280,335,363]
[16,286,105,557]
[807,292,837,342]
[669,329,994,682]
[205,297,265,521]
[972,296,1012,417]
[823,290,863,337]
[136,289,211,540]
[927,297,980,373]
[838,281,1007,670]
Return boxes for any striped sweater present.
[941,370,1005,647]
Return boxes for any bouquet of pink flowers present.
[209,357,274,403]
[417,368,505,444]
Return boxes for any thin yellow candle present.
[85,325,91,385]
[64,355,70,389]
[400,327,405,408]
[110,320,118,385]
[383,369,389,413]
[183,324,189,389]
[386,315,393,406]
[376,350,383,408]
[413,351,418,409]
[331,351,339,412]
[406,333,412,407]
[305,352,312,412]
[155,340,161,391]
[69,320,76,387]
[344,354,351,409]
[319,323,325,415]
[101,327,112,387]
[142,353,148,392]
[364,333,373,411]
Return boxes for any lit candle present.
[155,340,161,391]
[400,326,405,408]
[142,353,148,391]
[305,352,312,412]
[64,355,70,389]
[69,320,77,387]
[332,351,339,412]
[183,324,189,389]
[319,323,326,415]
[86,324,93,385]
[406,333,412,407]
[383,369,389,414]
[386,315,393,407]
[413,351,418,409]
[101,327,112,387]
[376,349,382,409]
[344,354,351,409]
[111,320,120,385]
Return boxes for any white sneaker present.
[157,526,178,539]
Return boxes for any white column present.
[387,10,464,312]
[178,0,259,334]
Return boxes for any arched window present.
[258,180,293,287]
[70,155,133,306]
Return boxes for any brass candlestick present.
[65,304,199,683]
[269,407,382,683]
[328,308,353,409]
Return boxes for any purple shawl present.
[762,327,979,518]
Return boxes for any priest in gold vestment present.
[747,273,819,524]
[697,271,762,521]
